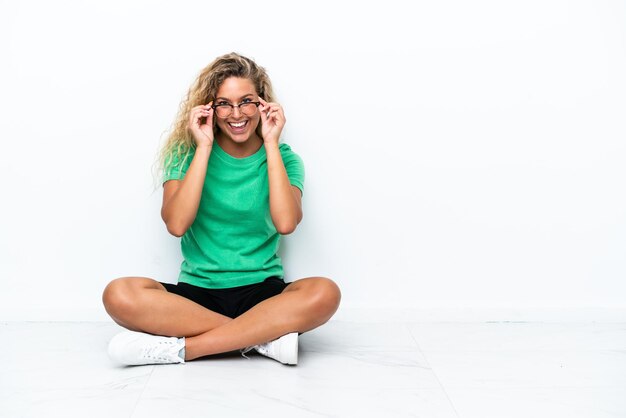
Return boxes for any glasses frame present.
[211,101,261,118]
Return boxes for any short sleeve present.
[279,143,305,196]
[163,148,194,185]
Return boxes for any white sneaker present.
[241,332,298,365]
[108,330,185,366]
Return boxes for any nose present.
[232,105,243,117]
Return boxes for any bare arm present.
[162,102,215,237]
[266,144,303,235]
[257,97,302,235]
[161,145,212,237]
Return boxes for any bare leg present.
[102,276,341,361]
[184,277,341,360]
[102,277,233,337]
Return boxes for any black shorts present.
[159,276,289,318]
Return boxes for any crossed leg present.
[102,276,341,361]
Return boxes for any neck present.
[216,133,263,158]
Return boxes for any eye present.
[217,101,230,106]
[241,98,252,103]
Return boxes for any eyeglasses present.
[211,101,260,118]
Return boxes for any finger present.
[269,114,284,126]
[191,103,211,115]
[202,109,214,125]
[268,105,283,117]
[192,106,209,115]
[273,106,285,118]
[190,103,212,125]
[189,109,203,126]
[259,99,282,112]
[264,103,280,112]
[192,104,210,112]
[269,109,285,124]
[194,109,210,124]
[264,105,282,118]
[262,102,280,110]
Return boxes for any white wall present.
[1,1,625,321]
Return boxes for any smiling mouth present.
[228,120,248,129]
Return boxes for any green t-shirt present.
[163,141,304,289]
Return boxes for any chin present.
[219,126,259,144]
[228,133,253,143]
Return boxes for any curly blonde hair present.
[151,52,275,191]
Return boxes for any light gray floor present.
[1,320,625,417]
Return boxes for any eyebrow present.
[215,94,254,101]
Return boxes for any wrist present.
[264,140,280,150]
[195,143,213,153]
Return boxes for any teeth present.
[229,121,246,128]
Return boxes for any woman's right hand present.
[188,102,214,148]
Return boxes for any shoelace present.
[240,344,257,360]
[240,341,272,360]
[142,340,178,362]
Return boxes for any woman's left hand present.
[258,97,286,146]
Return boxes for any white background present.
[1,0,624,320]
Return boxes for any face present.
[214,77,261,144]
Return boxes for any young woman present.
[102,52,341,366]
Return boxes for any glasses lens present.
[215,105,232,118]
[240,103,258,116]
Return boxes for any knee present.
[102,277,137,319]
[308,277,341,319]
